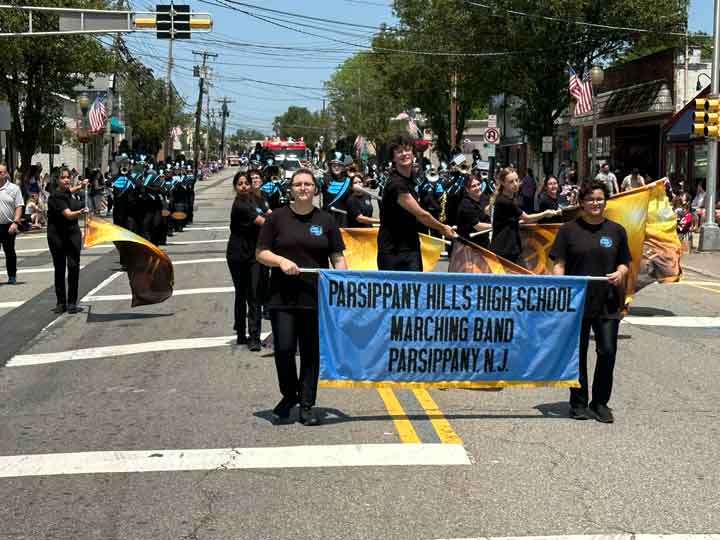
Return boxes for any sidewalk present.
[682,250,720,280]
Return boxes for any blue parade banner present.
[318,270,589,389]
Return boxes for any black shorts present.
[377,251,422,272]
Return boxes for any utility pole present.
[699,0,720,250]
[204,74,212,162]
[192,50,217,175]
[450,69,457,153]
[216,97,234,165]
[164,35,174,162]
[102,0,123,174]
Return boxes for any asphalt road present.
[1,169,719,540]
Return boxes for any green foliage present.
[273,106,329,149]
[228,128,267,153]
[0,0,114,176]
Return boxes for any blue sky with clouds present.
[120,0,714,134]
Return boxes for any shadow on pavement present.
[85,312,174,323]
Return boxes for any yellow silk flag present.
[637,180,682,289]
[84,217,174,307]
[339,228,444,271]
[449,237,533,275]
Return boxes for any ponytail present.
[486,167,515,214]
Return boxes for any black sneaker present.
[271,396,298,424]
[52,303,67,314]
[67,304,82,314]
[236,334,248,345]
[589,403,614,423]
[569,405,590,420]
[298,406,320,426]
[7,276,17,285]
[247,339,261,352]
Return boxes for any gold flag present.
[84,217,174,307]
[449,237,533,275]
[339,228,444,271]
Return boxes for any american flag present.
[568,65,593,116]
[88,96,107,132]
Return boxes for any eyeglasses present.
[582,198,605,205]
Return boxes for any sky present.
[117,0,715,135]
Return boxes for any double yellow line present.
[377,388,462,445]
[678,280,720,295]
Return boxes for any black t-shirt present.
[346,194,374,228]
[538,193,561,223]
[549,218,631,319]
[256,206,345,309]
[226,195,262,262]
[455,193,491,248]
[47,191,81,235]
[489,193,523,259]
[378,170,420,254]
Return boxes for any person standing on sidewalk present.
[0,163,24,284]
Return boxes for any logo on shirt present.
[255,207,263,214]
[309,225,323,237]
[599,236,613,248]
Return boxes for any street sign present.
[484,127,500,145]
[487,114,497,128]
[486,144,496,158]
[542,136,553,153]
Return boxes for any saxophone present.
[438,191,448,223]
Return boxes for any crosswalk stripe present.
[167,239,228,245]
[83,286,234,302]
[0,301,24,309]
[623,316,720,327]
[0,443,471,478]
[7,333,271,367]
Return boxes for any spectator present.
[621,168,645,192]
[520,167,537,213]
[595,163,619,196]
[24,193,44,229]
[0,162,24,284]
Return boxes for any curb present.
[682,263,720,281]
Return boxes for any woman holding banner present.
[346,176,378,228]
[537,176,563,223]
[256,168,347,426]
[377,135,455,271]
[226,171,265,350]
[455,176,492,249]
[488,168,561,263]
[550,180,630,424]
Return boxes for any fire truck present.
[261,137,310,160]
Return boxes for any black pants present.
[227,259,261,340]
[47,226,82,305]
[0,223,17,278]
[270,309,320,407]
[377,251,423,271]
[571,317,620,408]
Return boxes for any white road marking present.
[623,316,720,328]
[80,271,124,301]
[172,258,226,265]
[84,286,234,302]
[0,301,24,309]
[0,443,470,478]
[183,226,228,231]
[167,239,228,245]
[15,233,47,241]
[434,536,720,540]
[7,332,271,367]
[1,247,47,255]
[0,265,86,275]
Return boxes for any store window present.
[694,145,708,192]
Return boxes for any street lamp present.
[78,94,91,177]
[697,72,711,91]
[589,65,604,178]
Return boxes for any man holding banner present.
[550,181,630,423]
[377,135,455,271]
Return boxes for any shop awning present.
[665,108,693,143]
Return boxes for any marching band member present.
[377,135,455,271]
[346,175,378,228]
[455,175,492,249]
[488,168,561,263]
[227,171,265,351]
[321,151,352,227]
[257,168,347,426]
[550,180,630,423]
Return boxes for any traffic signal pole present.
[700,0,720,251]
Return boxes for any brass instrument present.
[438,192,448,223]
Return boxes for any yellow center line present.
[684,283,720,295]
[376,388,420,444]
[412,388,463,445]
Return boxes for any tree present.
[273,106,328,148]
[0,0,113,180]
[121,63,190,157]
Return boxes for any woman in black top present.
[377,135,455,271]
[250,167,272,319]
[46,167,88,314]
[226,171,265,350]
[488,168,560,263]
[346,176,379,228]
[537,175,563,223]
[256,168,347,426]
[550,180,631,424]
[455,176,492,248]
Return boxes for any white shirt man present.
[0,163,25,284]
[595,164,619,196]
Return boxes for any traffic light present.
[693,97,720,137]
[173,4,191,39]
[156,4,171,39]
